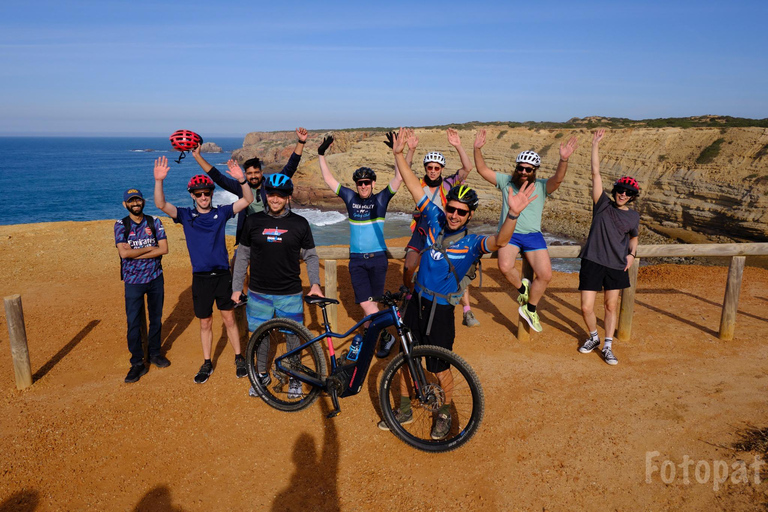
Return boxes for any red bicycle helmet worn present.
[612,176,640,202]
[170,130,203,163]
[187,174,215,192]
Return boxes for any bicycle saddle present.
[304,295,340,306]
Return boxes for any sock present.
[527,303,537,313]
[463,305,471,313]
[603,338,613,350]
[205,358,212,364]
[400,395,411,412]
[590,330,599,341]
[517,284,526,294]
[438,404,450,416]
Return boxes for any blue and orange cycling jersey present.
[413,196,489,305]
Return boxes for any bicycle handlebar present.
[369,286,410,307]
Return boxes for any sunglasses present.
[614,187,638,197]
[356,180,372,187]
[515,165,536,174]
[445,205,470,217]
[426,165,442,172]
[192,190,212,198]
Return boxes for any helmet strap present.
[424,175,443,187]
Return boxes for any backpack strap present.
[119,215,162,281]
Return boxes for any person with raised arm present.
[577,130,640,366]
[153,155,254,384]
[399,129,481,328]
[474,129,578,333]
[317,133,403,358]
[382,127,537,440]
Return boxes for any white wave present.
[213,189,239,207]
[294,208,347,226]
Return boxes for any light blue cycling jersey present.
[336,184,396,254]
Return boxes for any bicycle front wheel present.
[379,345,484,453]
[246,318,327,412]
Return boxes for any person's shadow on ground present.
[161,286,194,353]
[271,399,340,512]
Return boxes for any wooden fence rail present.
[318,242,768,340]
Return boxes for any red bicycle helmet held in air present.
[170,130,203,163]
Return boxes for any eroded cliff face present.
[231,126,768,243]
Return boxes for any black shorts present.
[404,295,455,373]
[192,271,236,318]
[578,258,630,291]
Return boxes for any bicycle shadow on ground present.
[271,399,340,512]
[33,320,100,382]
[132,485,185,512]
[161,286,194,353]
[0,490,39,512]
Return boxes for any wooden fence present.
[315,242,768,342]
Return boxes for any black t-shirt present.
[579,193,640,270]
[240,211,316,295]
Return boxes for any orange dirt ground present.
[1,220,767,511]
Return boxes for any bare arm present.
[153,156,177,219]
[134,238,169,259]
[485,182,538,251]
[392,128,426,205]
[625,236,639,271]
[191,146,213,172]
[473,130,497,185]
[317,136,340,191]
[228,160,254,214]
[405,131,418,167]
[591,129,605,204]
[293,127,308,156]
[546,136,578,194]
[447,128,472,182]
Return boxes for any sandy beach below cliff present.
[1,219,767,511]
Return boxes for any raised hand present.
[560,136,578,160]
[592,129,605,145]
[474,129,487,149]
[406,131,419,150]
[447,128,461,147]
[507,181,538,217]
[318,135,334,155]
[192,145,201,158]
[383,131,395,149]
[226,159,245,182]
[154,156,170,181]
[392,127,408,154]
[296,127,309,142]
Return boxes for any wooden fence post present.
[719,256,745,340]
[4,294,33,390]
[324,260,338,331]
[617,258,640,340]
[516,259,534,341]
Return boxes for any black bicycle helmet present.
[445,184,479,211]
[352,167,377,182]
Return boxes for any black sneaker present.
[431,412,452,440]
[235,355,247,379]
[194,361,214,384]
[149,354,171,368]
[125,364,148,384]
[375,331,397,359]
[579,337,600,354]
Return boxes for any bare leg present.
[603,289,621,340]
[524,249,552,307]
[199,316,213,359]
[580,290,599,333]
[497,244,523,289]
[220,309,241,355]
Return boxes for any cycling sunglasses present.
[614,186,638,197]
[356,180,372,187]
[515,165,537,174]
[192,190,213,198]
[445,205,470,217]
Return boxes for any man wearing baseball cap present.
[115,188,169,383]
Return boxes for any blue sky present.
[1,0,766,136]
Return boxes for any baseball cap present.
[124,189,144,202]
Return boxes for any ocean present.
[0,136,579,271]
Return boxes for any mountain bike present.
[244,288,484,453]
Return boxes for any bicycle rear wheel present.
[379,345,484,453]
[246,318,327,412]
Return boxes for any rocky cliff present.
[229,122,768,244]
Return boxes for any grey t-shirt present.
[579,193,640,270]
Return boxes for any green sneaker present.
[377,408,413,430]
[518,305,542,332]
[517,278,531,306]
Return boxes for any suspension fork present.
[393,305,430,402]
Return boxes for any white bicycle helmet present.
[423,151,446,167]
[516,150,541,168]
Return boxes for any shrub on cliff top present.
[696,138,725,164]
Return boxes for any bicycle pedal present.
[326,409,341,419]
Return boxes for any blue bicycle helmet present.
[263,173,294,196]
